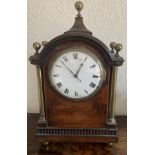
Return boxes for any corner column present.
[107,67,118,124]
[36,65,46,126]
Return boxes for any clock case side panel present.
[42,40,110,128]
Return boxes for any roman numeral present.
[75,91,78,96]
[53,74,59,77]
[56,82,62,88]
[64,88,69,94]
[56,65,61,67]
[73,53,78,59]
[63,56,68,62]
[84,89,88,94]
[93,75,99,78]
[90,64,96,68]
[89,82,96,88]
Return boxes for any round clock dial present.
[48,48,106,100]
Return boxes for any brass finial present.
[33,42,41,54]
[115,43,123,57]
[110,42,116,53]
[42,41,48,47]
[75,1,84,16]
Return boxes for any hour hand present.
[75,56,87,77]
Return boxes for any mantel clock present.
[29,1,124,146]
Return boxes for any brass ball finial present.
[115,43,123,51]
[115,43,123,57]
[42,41,48,47]
[75,1,84,16]
[33,42,41,54]
[110,42,116,53]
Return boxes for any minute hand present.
[60,60,75,76]
[75,57,87,77]
[61,60,82,82]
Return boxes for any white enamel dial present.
[48,48,106,100]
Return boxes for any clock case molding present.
[29,7,124,144]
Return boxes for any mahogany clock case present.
[29,32,123,143]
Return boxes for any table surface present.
[28,114,127,155]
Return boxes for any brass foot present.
[109,143,113,146]
[40,141,50,152]
[41,141,49,145]
[106,143,113,147]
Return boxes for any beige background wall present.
[27,0,127,115]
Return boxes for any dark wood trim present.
[36,135,118,143]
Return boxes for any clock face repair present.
[29,1,124,145]
[48,48,106,100]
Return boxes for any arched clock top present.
[29,33,124,67]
